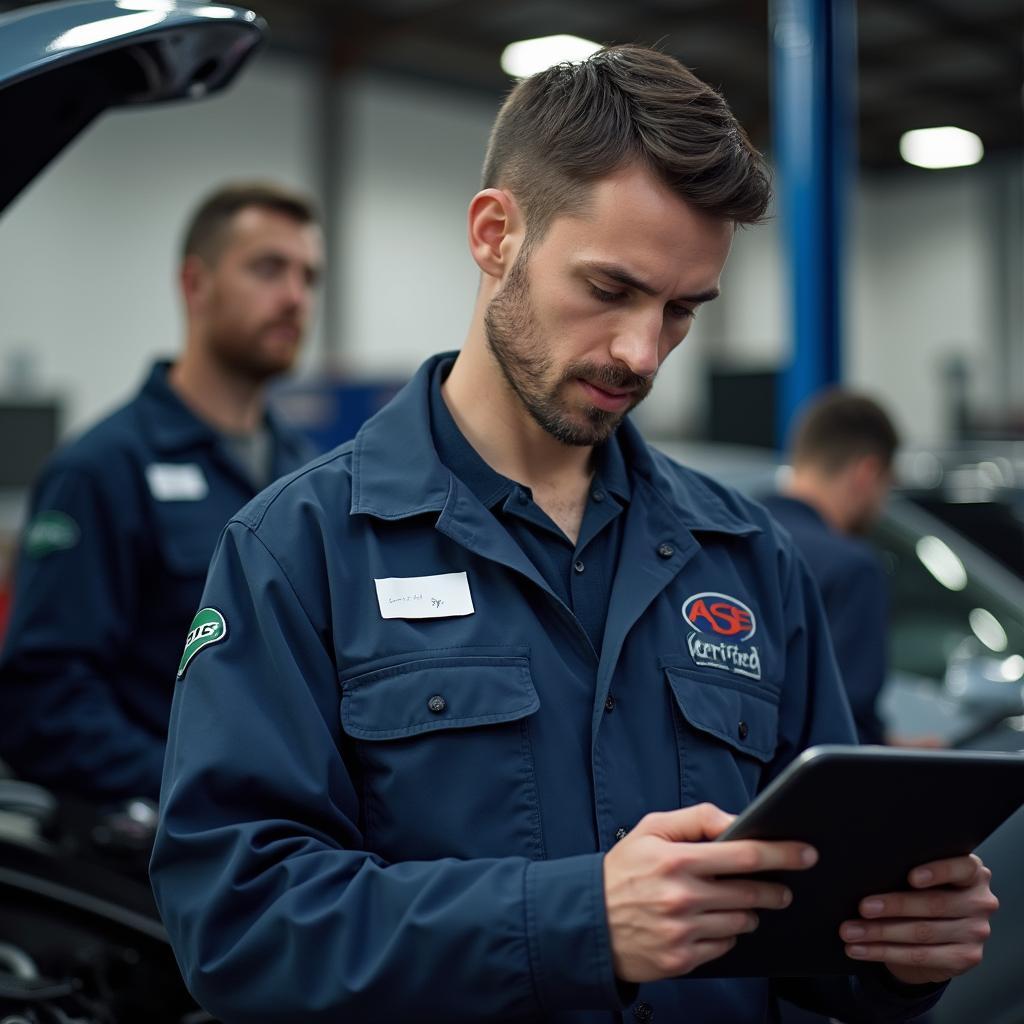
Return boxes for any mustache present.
[262,314,302,331]
[565,361,652,393]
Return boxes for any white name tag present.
[146,463,209,501]
[374,571,475,620]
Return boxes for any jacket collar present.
[618,423,761,537]
[764,493,830,530]
[350,351,760,537]
[136,360,301,459]
[350,354,454,519]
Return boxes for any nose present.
[282,268,312,311]
[608,313,662,379]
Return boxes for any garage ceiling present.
[5,0,1022,168]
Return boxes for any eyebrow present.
[584,261,720,304]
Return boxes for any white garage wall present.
[849,165,1001,444]
[700,161,1012,446]
[0,51,324,436]
[0,56,1016,450]
[330,72,498,378]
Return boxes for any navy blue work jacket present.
[760,495,889,746]
[0,362,311,800]
[152,354,942,1024]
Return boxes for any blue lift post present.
[770,0,857,448]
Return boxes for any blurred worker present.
[0,182,322,802]
[152,49,995,1024]
[762,391,897,744]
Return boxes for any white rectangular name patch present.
[374,572,475,620]
[146,463,209,501]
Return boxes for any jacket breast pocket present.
[662,662,779,813]
[341,649,544,862]
[150,500,225,579]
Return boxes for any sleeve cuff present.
[524,853,624,1013]
[854,965,948,1015]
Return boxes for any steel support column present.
[770,0,857,446]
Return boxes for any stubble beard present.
[483,252,652,447]
[207,317,303,385]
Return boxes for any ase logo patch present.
[682,592,756,640]
[177,607,227,680]
[682,591,762,680]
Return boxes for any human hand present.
[603,803,818,982]
[840,854,998,985]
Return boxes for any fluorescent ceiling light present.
[899,127,984,170]
[501,34,602,79]
[915,535,967,591]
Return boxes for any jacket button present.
[633,1002,654,1022]
[737,720,749,740]
[604,695,616,712]
[427,695,447,714]
[656,543,674,559]
[614,827,628,842]
[574,559,585,574]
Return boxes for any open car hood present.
[0,0,266,214]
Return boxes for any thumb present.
[632,803,736,843]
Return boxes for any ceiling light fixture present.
[899,126,984,170]
[500,34,603,79]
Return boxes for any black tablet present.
[689,744,1024,978]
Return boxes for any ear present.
[180,253,210,313]
[848,453,886,494]
[467,188,523,280]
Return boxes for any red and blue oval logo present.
[682,592,756,641]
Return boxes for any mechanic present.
[0,182,322,802]
[151,49,997,1023]
[762,391,897,745]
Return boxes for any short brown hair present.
[181,181,320,263]
[791,391,899,475]
[482,44,770,243]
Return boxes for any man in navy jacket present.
[0,182,321,801]
[762,391,898,746]
[152,49,996,1023]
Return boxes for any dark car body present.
[0,3,264,1020]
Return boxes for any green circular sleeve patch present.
[177,607,228,680]
[25,511,80,558]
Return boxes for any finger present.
[906,854,988,890]
[688,909,760,941]
[845,942,984,976]
[678,837,817,877]
[635,803,736,843]
[840,917,989,946]
[688,876,794,912]
[681,936,740,974]
[859,885,999,921]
